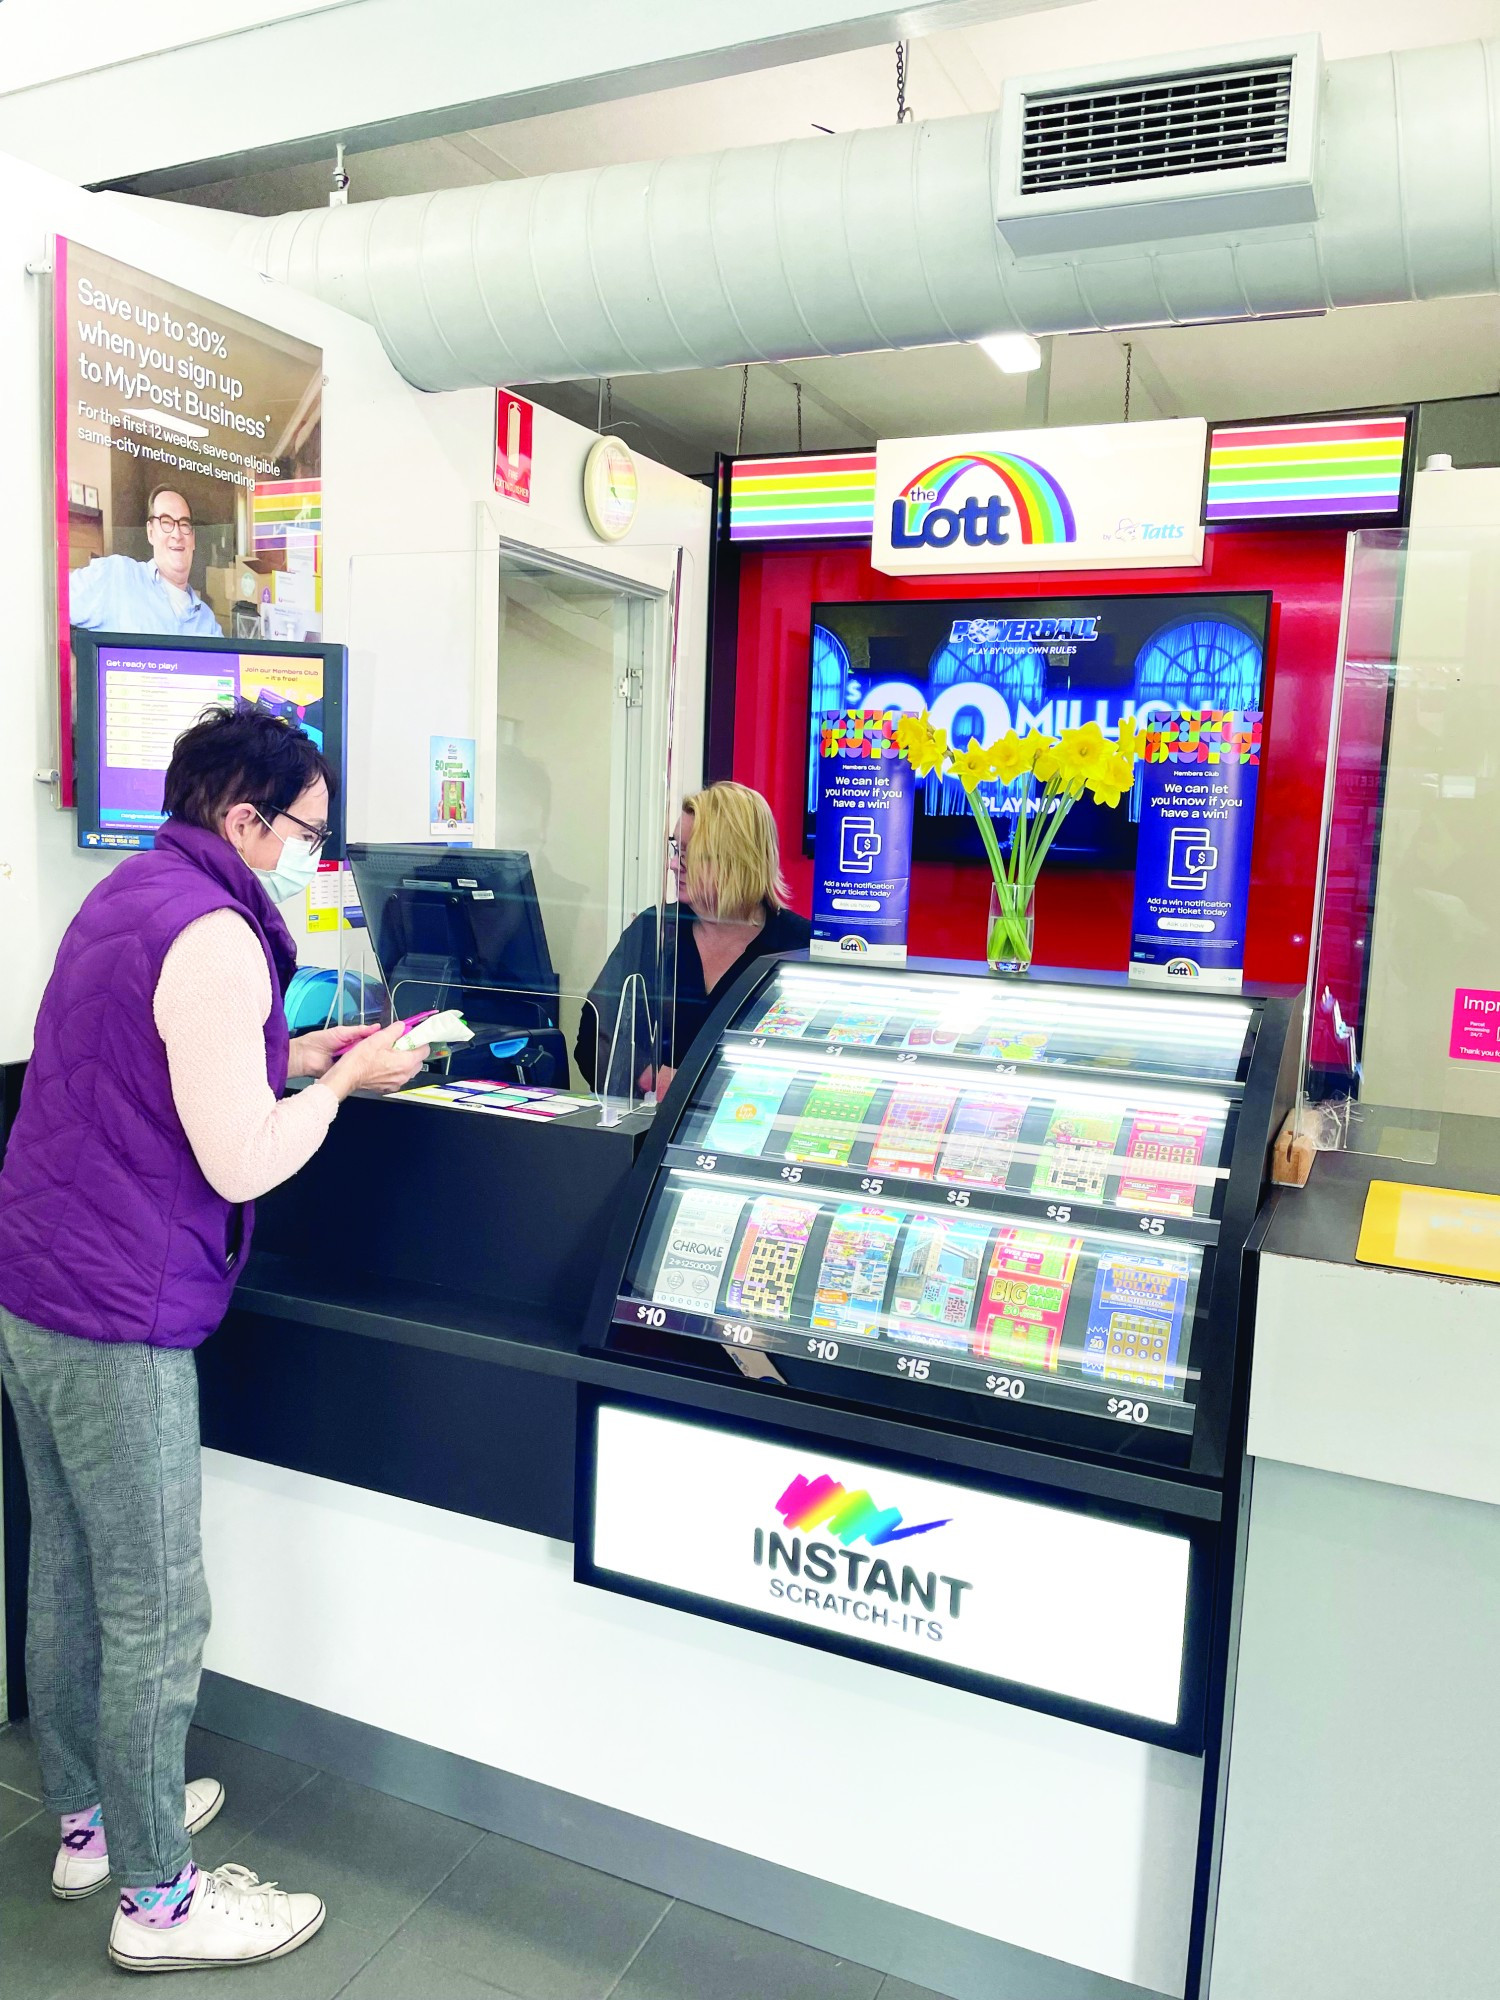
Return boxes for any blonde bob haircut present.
[680,782,789,922]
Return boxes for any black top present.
[575,902,811,1090]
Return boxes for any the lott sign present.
[584,1403,1195,1732]
[872,420,1208,576]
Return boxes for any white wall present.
[0,154,709,1062]
[202,1449,1203,1996]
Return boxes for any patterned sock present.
[60,1805,107,1858]
[119,1865,198,1929]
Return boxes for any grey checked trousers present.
[0,1305,209,1885]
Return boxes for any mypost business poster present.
[52,239,324,801]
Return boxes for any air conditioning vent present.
[996,38,1321,258]
[1020,59,1294,194]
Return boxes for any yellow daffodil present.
[1032,736,1063,785]
[895,712,949,779]
[950,740,997,791]
[1087,751,1137,809]
[991,730,1034,786]
[1060,720,1109,774]
[1113,714,1145,761]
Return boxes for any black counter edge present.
[229,1278,1219,1522]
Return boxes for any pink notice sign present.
[1450,988,1500,1064]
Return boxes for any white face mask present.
[249,810,321,905]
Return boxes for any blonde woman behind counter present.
[576,781,810,1097]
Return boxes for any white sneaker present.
[52,1778,227,1901]
[108,1862,325,1973]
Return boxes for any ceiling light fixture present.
[978,332,1043,374]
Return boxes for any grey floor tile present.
[612,1902,884,2000]
[340,1931,526,2000]
[0,1779,43,1838]
[41,1914,381,2000]
[0,1812,116,2000]
[0,1720,42,1798]
[186,1723,320,1867]
[394,1830,670,2000]
[217,1770,483,1942]
[876,1979,957,2000]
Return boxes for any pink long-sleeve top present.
[152,910,338,1203]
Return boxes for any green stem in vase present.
[1028,783,1077,876]
[968,781,1027,961]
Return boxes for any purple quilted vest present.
[0,820,298,1348]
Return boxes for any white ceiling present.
[170,0,1500,207]
[0,0,337,92]
[158,0,1500,472]
[528,297,1500,476]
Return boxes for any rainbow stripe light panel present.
[1205,416,1409,523]
[728,453,876,542]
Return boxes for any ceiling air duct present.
[995,38,1322,254]
[157,35,1500,389]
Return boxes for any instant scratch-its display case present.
[592,960,1298,1481]
[581,957,1298,1775]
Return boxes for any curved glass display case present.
[594,960,1298,1475]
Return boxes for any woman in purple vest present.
[0,703,423,1975]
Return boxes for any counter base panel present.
[1211,1457,1500,2000]
[1250,1250,1500,1507]
[199,1448,1201,1998]
[196,1667,1172,2000]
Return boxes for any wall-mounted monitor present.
[805,591,1270,869]
[72,630,348,858]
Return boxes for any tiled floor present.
[0,1722,950,2000]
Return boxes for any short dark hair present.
[146,485,192,521]
[163,700,336,832]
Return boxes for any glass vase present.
[986,878,1035,974]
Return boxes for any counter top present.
[1249,1118,1500,1509]
[1256,1110,1500,1270]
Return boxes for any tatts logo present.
[891,452,1078,552]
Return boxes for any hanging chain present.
[736,363,750,453]
[596,377,604,432]
[603,377,614,432]
[795,379,804,452]
[1122,341,1133,422]
[895,41,913,123]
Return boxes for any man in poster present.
[69,485,222,638]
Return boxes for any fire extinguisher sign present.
[495,391,534,505]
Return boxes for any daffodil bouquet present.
[894,712,1144,970]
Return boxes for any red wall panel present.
[730,533,1348,985]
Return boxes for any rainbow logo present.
[895,451,1077,548]
[775,1472,951,1547]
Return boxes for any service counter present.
[1207,1128,1500,2000]
[183,958,1300,2000]
[202,1093,652,1543]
